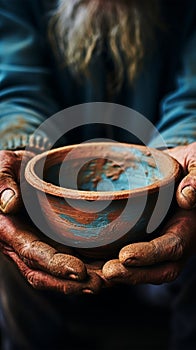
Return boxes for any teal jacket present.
[0,0,196,151]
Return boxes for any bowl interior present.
[26,142,181,200]
[45,152,163,192]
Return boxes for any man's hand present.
[102,142,196,285]
[0,150,33,213]
[167,142,196,209]
[0,150,104,294]
[102,208,196,284]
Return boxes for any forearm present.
[0,0,60,152]
[149,29,196,148]
[0,104,52,152]
[149,116,196,149]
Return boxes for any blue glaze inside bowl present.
[45,147,163,192]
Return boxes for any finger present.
[102,259,183,285]
[119,209,196,266]
[119,233,183,266]
[0,151,21,213]
[22,242,87,281]
[0,214,87,281]
[86,261,113,288]
[166,143,196,209]
[5,250,102,294]
[176,169,196,209]
[0,150,33,213]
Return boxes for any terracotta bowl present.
[25,142,181,259]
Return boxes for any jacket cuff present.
[148,137,195,149]
[0,134,52,153]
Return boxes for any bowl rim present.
[25,142,181,200]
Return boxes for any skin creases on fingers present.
[119,242,157,266]
[0,215,87,281]
[17,240,87,281]
[119,208,196,267]
[0,150,35,213]
[177,172,196,209]
[165,143,196,209]
[165,143,196,171]
[102,259,183,285]
[5,250,103,294]
[118,232,184,267]
[47,253,87,281]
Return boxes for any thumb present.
[166,143,196,210]
[177,167,196,209]
[0,150,26,214]
[176,144,196,209]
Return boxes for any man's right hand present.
[0,150,104,294]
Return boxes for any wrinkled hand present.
[0,150,104,294]
[102,143,196,285]
[167,142,196,209]
[102,208,196,284]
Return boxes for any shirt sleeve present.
[149,27,196,149]
[0,0,60,152]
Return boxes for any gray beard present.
[49,0,159,92]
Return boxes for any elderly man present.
[0,0,196,349]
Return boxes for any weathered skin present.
[0,143,196,292]
[102,143,196,284]
[166,143,196,209]
[0,150,106,293]
[102,208,196,284]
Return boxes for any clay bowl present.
[25,142,181,259]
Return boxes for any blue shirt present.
[0,0,196,150]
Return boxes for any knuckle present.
[21,256,35,269]
[159,233,185,261]
[0,172,14,182]
[170,234,184,260]
[0,152,21,179]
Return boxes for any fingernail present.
[82,289,94,294]
[0,189,15,210]
[181,186,196,207]
[68,273,79,280]
[123,257,138,266]
[124,258,134,266]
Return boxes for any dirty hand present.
[102,143,196,285]
[102,208,196,284]
[166,142,196,209]
[0,150,103,294]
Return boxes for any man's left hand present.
[102,142,196,285]
[102,208,196,284]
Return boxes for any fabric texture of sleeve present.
[0,0,60,152]
[149,19,196,149]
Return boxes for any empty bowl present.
[25,142,181,258]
